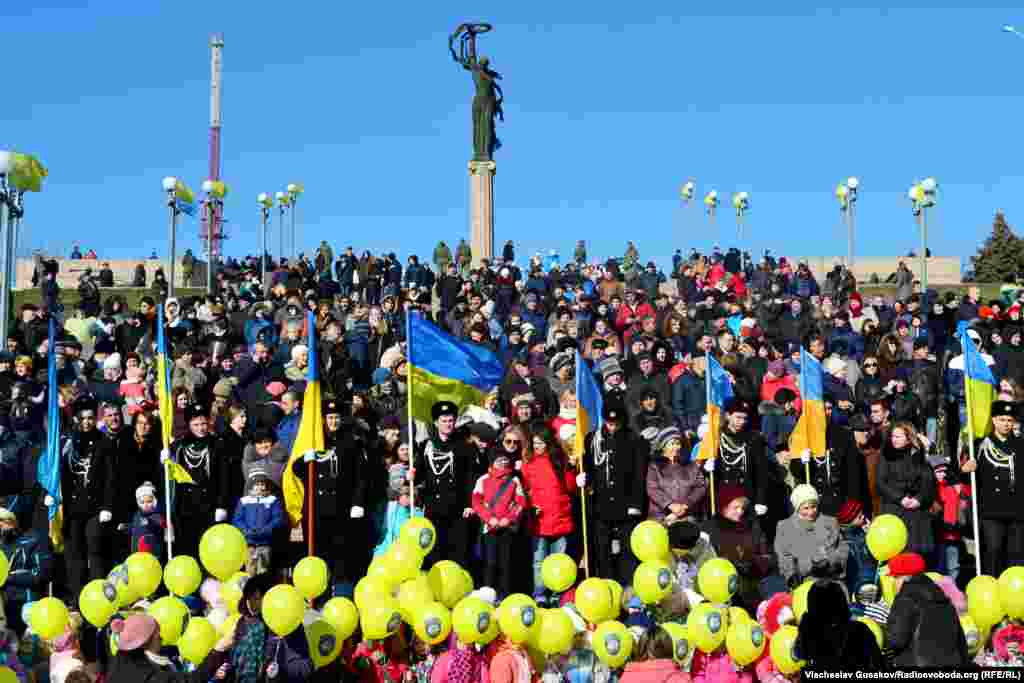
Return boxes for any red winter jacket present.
[472,466,527,531]
[616,302,656,348]
[520,451,577,537]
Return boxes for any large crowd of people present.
[2,238,1023,681]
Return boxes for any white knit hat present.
[103,353,122,371]
[135,481,157,505]
[790,484,819,511]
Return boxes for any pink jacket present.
[619,659,692,683]
[691,649,753,683]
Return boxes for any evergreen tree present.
[971,212,1023,283]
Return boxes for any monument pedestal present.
[469,160,495,266]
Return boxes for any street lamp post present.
[1,151,46,343]
[287,183,303,260]
[704,190,719,238]
[275,191,290,267]
[908,177,938,296]
[258,193,273,289]
[836,176,859,277]
[0,152,13,344]
[162,177,180,299]
[732,192,750,241]
[202,180,228,294]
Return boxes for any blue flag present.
[37,317,63,547]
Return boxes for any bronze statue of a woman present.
[450,23,504,162]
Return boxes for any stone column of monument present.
[469,160,495,266]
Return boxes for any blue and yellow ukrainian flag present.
[283,311,325,527]
[157,305,194,485]
[697,354,734,461]
[958,321,996,438]
[38,317,63,550]
[789,348,827,457]
[574,349,603,458]
[407,313,505,424]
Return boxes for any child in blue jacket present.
[130,482,166,559]
[232,470,285,576]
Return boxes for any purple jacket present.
[646,456,708,521]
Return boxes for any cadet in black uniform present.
[58,397,115,604]
[582,400,648,585]
[962,400,1024,576]
[413,401,481,568]
[293,400,368,595]
[164,403,228,558]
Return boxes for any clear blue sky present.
[4,2,1024,269]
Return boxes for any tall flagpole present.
[576,352,591,579]
[963,356,983,578]
[306,312,317,557]
[706,350,716,516]
[407,312,416,515]
[802,349,810,483]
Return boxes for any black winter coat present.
[886,576,969,668]
[583,427,649,522]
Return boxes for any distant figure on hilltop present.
[70,243,82,260]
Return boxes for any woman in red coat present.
[519,426,579,606]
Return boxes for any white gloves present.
[44,495,55,507]
[754,504,768,516]
[303,450,317,463]
[627,507,642,517]
[214,509,228,522]
[350,506,365,519]
[98,511,112,523]
[575,473,587,488]
[703,458,715,473]
[160,449,171,465]
[800,450,811,465]
[641,427,659,441]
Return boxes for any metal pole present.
[847,203,855,276]
[290,197,297,260]
[207,200,215,294]
[278,206,285,267]
[261,209,268,291]
[6,201,17,303]
[0,195,8,345]
[921,208,929,297]
[168,200,178,300]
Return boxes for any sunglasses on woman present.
[503,439,519,446]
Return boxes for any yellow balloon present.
[79,579,119,628]
[30,597,69,640]
[261,584,305,637]
[998,566,1024,620]
[541,554,577,593]
[855,617,884,650]
[698,558,739,604]
[878,566,897,606]
[0,667,17,683]
[428,561,473,608]
[0,553,9,587]
[791,580,813,623]
[354,576,393,611]
[593,620,633,668]
[400,517,437,556]
[148,596,190,646]
[398,575,435,623]
[605,580,623,619]
[728,606,751,625]
[967,575,1005,631]
[164,555,203,597]
[687,603,728,653]
[222,580,243,615]
[199,524,248,580]
[452,597,494,645]
[361,596,402,641]
[479,606,501,646]
[960,615,982,657]
[322,598,360,642]
[497,594,539,644]
[575,577,615,624]
[726,618,766,667]
[305,620,342,669]
[630,521,669,562]
[660,622,692,666]
[293,556,330,601]
[386,541,424,584]
[220,613,241,639]
[178,617,217,664]
[108,564,137,608]
[633,560,674,604]
[126,552,163,599]
[866,514,908,562]
[536,608,575,656]
[366,556,402,590]
[769,625,805,675]
[413,602,452,645]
